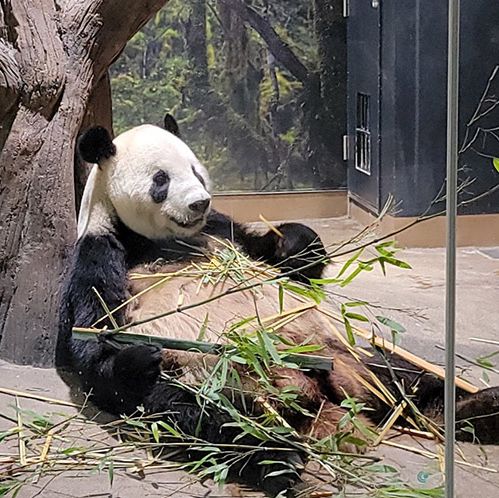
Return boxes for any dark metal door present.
[347,0,381,213]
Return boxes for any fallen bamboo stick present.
[15,397,27,467]
[259,214,284,238]
[0,387,80,408]
[470,337,499,346]
[374,401,407,446]
[393,426,435,440]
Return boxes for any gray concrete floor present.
[1,216,498,497]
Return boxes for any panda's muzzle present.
[172,217,205,229]
[188,198,210,215]
[169,201,211,229]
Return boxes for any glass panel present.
[110,0,347,192]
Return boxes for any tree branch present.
[218,0,309,83]
[61,0,169,81]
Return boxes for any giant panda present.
[58,117,499,497]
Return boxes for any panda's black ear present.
[77,127,116,164]
[163,113,180,137]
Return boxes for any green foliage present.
[376,315,407,346]
[0,482,22,498]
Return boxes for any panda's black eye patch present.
[150,170,170,203]
[153,170,169,186]
[192,165,206,188]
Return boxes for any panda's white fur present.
[78,125,211,241]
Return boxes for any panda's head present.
[77,117,211,240]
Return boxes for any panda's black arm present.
[204,210,327,282]
[57,232,161,414]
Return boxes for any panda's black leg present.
[455,387,499,443]
[145,381,304,497]
[369,356,499,444]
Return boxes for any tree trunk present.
[218,0,308,83]
[218,0,251,116]
[184,0,271,183]
[185,0,210,96]
[0,0,168,366]
[76,72,114,214]
[313,0,347,187]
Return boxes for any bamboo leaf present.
[265,468,297,478]
[157,420,182,438]
[344,312,369,322]
[151,422,160,443]
[344,318,355,346]
[376,316,406,334]
[337,248,364,278]
[309,277,342,285]
[385,259,412,270]
[278,283,284,314]
[108,460,114,486]
[344,300,368,307]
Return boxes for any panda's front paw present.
[270,223,328,283]
[113,344,162,393]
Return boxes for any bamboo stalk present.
[72,329,333,371]
[258,214,284,237]
[93,274,177,326]
[393,426,435,440]
[470,337,499,346]
[374,401,407,446]
[262,302,317,325]
[326,319,372,361]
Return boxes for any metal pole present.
[445,1,460,497]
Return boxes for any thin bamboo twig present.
[0,387,80,408]
[380,440,498,473]
[392,426,435,440]
[92,286,119,328]
[258,214,284,237]
[470,337,499,346]
[373,401,407,446]
[94,267,195,326]
[16,397,27,466]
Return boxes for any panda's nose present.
[189,199,210,214]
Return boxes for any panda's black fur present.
[58,116,499,497]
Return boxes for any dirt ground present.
[1,216,498,497]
